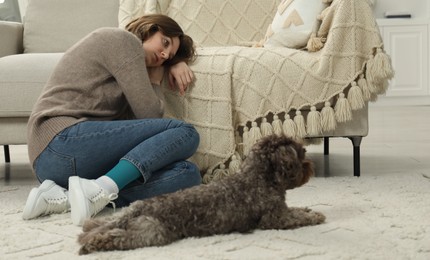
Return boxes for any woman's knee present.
[183,122,200,151]
[170,119,200,154]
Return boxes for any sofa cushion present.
[23,0,119,53]
[0,53,63,117]
[0,21,23,57]
[263,0,327,49]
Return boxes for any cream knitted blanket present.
[122,0,393,179]
[161,0,393,180]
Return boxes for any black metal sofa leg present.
[348,137,362,177]
[323,137,329,155]
[4,145,10,163]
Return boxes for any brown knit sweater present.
[27,27,165,168]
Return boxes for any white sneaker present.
[68,176,118,226]
[22,180,70,220]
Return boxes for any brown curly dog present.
[78,135,325,254]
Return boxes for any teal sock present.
[105,159,142,190]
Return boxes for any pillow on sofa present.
[23,0,119,53]
[263,0,327,49]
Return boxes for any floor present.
[1,104,430,187]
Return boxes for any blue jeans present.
[33,118,202,207]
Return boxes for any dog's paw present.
[311,211,326,224]
[286,207,326,226]
[82,219,106,232]
[79,233,104,255]
[78,221,113,244]
[78,228,127,255]
[302,209,326,225]
[79,242,95,255]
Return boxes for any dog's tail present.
[78,216,178,254]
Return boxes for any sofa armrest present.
[0,21,23,58]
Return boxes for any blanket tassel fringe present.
[202,47,393,183]
[366,47,395,94]
[307,33,327,52]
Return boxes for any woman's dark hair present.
[125,14,196,66]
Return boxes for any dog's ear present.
[301,159,314,186]
[270,145,303,188]
[270,143,313,189]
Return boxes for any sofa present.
[0,0,392,179]
[0,0,119,163]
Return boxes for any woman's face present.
[143,31,180,67]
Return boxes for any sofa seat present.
[0,0,118,154]
[0,53,62,118]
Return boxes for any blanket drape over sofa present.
[121,0,393,181]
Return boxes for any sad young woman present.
[23,14,201,226]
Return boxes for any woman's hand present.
[168,61,194,95]
[147,66,165,85]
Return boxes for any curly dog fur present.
[78,135,325,254]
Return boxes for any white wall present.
[16,0,26,19]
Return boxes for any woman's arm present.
[99,29,164,119]
[167,61,194,95]
[147,66,165,86]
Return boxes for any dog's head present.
[244,135,314,190]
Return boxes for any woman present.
[22,14,201,226]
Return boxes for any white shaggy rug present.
[1,172,429,260]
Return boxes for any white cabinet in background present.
[382,23,428,97]
[376,18,430,105]
[373,0,430,105]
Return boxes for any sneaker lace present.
[90,191,118,217]
[45,196,69,214]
